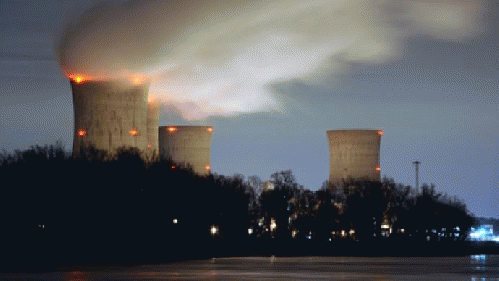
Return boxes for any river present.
[2,255,498,280]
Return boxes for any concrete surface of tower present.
[158,126,214,175]
[146,101,161,160]
[70,78,150,156]
[326,129,383,184]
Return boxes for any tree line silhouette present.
[0,143,475,269]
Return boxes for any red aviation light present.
[378,130,384,136]
[171,165,176,169]
[71,76,87,84]
[77,128,87,138]
[167,127,177,133]
[70,75,90,84]
[207,127,214,132]
[129,129,139,136]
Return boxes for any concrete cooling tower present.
[158,126,214,175]
[146,101,161,159]
[71,79,150,156]
[327,129,383,184]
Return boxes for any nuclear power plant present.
[69,77,217,174]
[70,78,159,156]
[327,129,383,184]
[69,75,383,181]
[158,126,214,175]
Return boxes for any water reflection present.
[471,254,488,272]
[63,270,89,281]
[471,254,487,261]
[1,255,499,280]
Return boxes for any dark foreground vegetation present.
[0,143,491,272]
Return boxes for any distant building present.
[469,225,499,241]
[69,77,161,158]
[326,129,383,184]
[158,126,214,175]
[71,79,152,156]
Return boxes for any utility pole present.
[413,161,420,193]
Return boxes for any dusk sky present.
[1,0,498,218]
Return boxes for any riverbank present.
[3,238,499,273]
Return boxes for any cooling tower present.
[327,129,383,184]
[146,101,161,159]
[71,79,149,156]
[158,126,214,175]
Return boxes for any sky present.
[1,0,498,218]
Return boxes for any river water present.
[2,255,499,280]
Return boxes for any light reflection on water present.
[2,255,499,280]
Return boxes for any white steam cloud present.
[57,0,486,120]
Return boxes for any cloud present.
[56,0,487,120]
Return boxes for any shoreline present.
[3,240,499,273]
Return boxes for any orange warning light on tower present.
[70,75,90,84]
[77,128,87,137]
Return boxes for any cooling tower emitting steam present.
[327,129,382,185]
[57,0,487,120]
[159,126,214,176]
[71,79,150,155]
[146,101,161,158]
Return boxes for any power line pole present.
[413,161,420,193]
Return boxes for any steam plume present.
[57,0,487,120]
